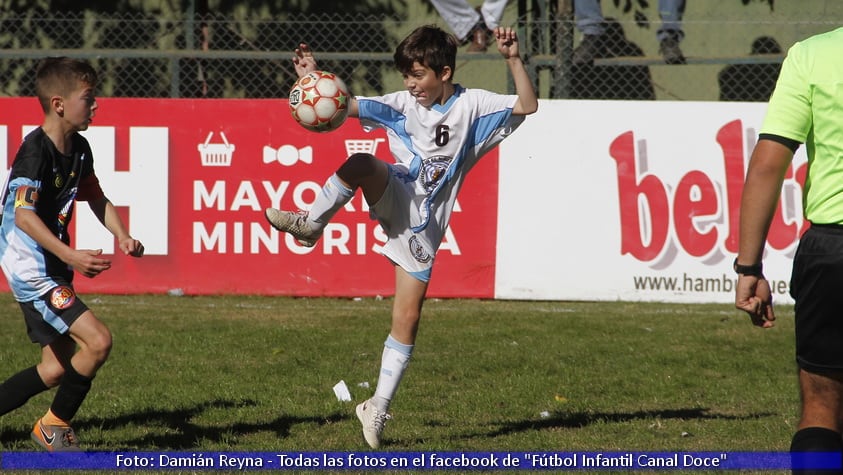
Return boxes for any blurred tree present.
[0,0,407,98]
[192,0,406,98]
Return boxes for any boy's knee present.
[347,152,376,162]
[95,333,113,361]
[37,362,65,387]
[86,329,113,363]
[341,153,378,174]
[392,308,422,330]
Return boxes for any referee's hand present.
[735,275,775,328]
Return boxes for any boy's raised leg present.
[265,174,354,246]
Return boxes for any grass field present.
[0,294,800,473]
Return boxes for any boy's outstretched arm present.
[292,43,318,77]
[293,43,359,117]
[88,197,144,257]
[15,207,113,278]
[494,27,538,116]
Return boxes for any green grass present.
[0,295,800,473]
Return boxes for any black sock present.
[49,364,93,422]
[0,366,49,416]
[790,427,843,475]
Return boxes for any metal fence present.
[0,12,403,99]
[0,9,838,101]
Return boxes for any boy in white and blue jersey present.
[0,57,144,451]
[265,24,538,448]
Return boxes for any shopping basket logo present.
[197,131,235,166]
[345,138,384,156]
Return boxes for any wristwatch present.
[733,258,763,277]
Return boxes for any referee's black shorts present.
[791,223,843,373]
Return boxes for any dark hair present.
[393,25,458,77]
[751,36,781,55]
[34,57,98,112]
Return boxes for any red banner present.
[0,98,498,298]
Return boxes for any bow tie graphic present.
[262,145,313,166]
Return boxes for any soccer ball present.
[289,70,350,133]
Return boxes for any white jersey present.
[357,84,524,281]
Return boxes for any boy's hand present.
[70,249,112,278]
[293,43,319,77]
[119,237,144,257]
[494,27,520,60]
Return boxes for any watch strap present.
[733,258,763,277]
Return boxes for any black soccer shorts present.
[790,224,843,373]
[19,284,90,346]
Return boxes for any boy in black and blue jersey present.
[0,57,144,451]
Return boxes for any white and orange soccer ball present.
[288,70,350,133]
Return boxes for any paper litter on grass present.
[333,380,352,402]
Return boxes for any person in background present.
[573,0,686,64]
[570,18,655,100]
[429,0,509,52]
[735,27,843,474]
[718,36,782,102]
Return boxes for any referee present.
[735,27,843,474]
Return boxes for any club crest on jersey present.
[420,155,452,193]
[50,286,76,310]
[14,186,38,208]
[409,235,432,263]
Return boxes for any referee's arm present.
[735,137,795,327]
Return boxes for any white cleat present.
[356,399,391,449]
[264,209,321,247]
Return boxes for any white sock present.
[372,335,413,413]
[307,174,354,232]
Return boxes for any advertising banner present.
[0,98,497,298]
[1,98,805,303]
[497,100,805,304]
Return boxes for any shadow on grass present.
[1,399,347,450]
[485,407,775,437]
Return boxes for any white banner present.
[496,100,806,304]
